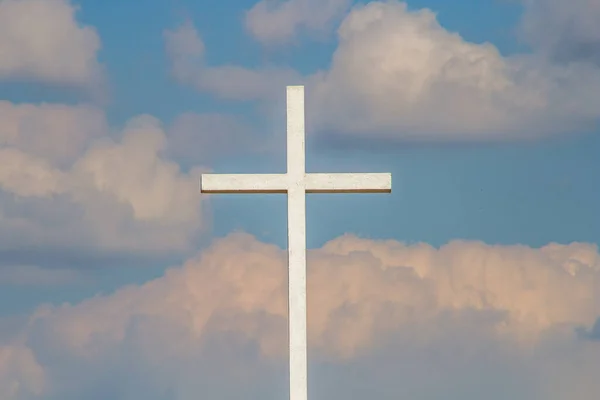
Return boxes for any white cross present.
[200,86,391,400]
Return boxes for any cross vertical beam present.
[286,86,307,400]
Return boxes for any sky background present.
[0,0,599,399]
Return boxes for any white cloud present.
[0,0,103,88]
[171,2,600,140]
[165,21,302,101]
[164,20,205,81]
[0,101,107,167]
[0,345,45,399]
[307,1,600,140]
[245,0,351,45]
[1,232,599,398]
[520,0,600,64]
[0,107,207,267]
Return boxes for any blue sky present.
[1,0,600,399]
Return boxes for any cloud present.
[307,1,600,140]
[0,108,207,270]
[245,0,351,45]
[520,0,600,64]
[0,101,107,167]
[1,232,599,398]
[0,0,103,88]
[0,345,45,399]
[171,2,600,140]
[165,21,301,101]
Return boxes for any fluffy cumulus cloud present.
[307,1,600,139]
[0,232,599,399]
[245,0,351,45]
[164,21,301,101]
[173,1,600,140]
[0,0,103,88]
[0,105,207,273]
[520,0,600,64]
[0,101,107,166]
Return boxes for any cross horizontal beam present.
[304,173,391,193]
[201,172,392,194]
[201,174,288,193]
